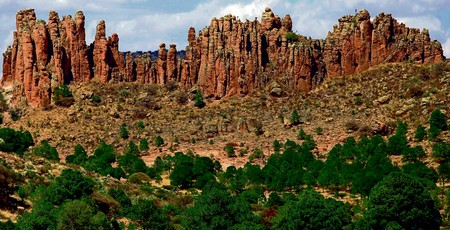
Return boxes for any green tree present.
[56,199,112,230]
[125,141,140,155]
[0,128,34,155]
[182,181,261,229]
[224,145,236,157]
[194,91,206,108]
[290,109,301,125]
[126,198,171,230]
[170,152,194,188]
[155,135,164,147]
[364,172,441,229]
[17,200,57,230]
[46,169,95,205]
[33,140,60,161]
[430,109,447,131]
[414,125,427,142]
[139,138,149,151]
[271,189,351,229]
[120,123,129,139]
[66,144,88,165]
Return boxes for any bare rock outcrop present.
[1,8,445,108]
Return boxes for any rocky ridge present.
[1,7,444,108]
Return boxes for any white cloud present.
[443,38,450,58]
[397,16,442,33]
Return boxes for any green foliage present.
[46,169,95,205]
[82,141,125,179]
[0,220,15,230]
[285,32,298,42]
[56,199,112,230]
[91,94,102,105]
[315,126,323,135]
[33,140,59,161]
[272,189,351,229]
[66,144,88,165]
[248,148,264,162]
[137,120,145,129]
[414,125,427,142]
[0,127,34,155]
[118,153,147,175]
[363,172,441,229]
[290,109,300,125]
[182,181,262,229]
[17,200,57,230]
[194,91,206,108]
[297,128,307,140]
[170,152,195,188]
[266,192,284,207]
[53,84,75,107]
[224,145,236,157]
[0,92,8,112]
[9,108,22,121]
[126,198,171,230]
[139,138,149,151]
[430,109,447,131]
[387,122,408,155]
[428,125,441,141]
[272,140,281,153]
[402,161,438,189]
[120,123,129,139]
[155,135,164,147]
[402,145,426,163]
[125,141,140,155]
[433,142,450,163]
[108,188,132,211]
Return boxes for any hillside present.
[0,7,449,230]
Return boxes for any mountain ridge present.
[1,7,445,108]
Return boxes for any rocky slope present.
[1,8,445,108]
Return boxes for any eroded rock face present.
[1,8,445,108]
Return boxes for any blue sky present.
[0,0,449,58]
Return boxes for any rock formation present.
[1,8,445,108]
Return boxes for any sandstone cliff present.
[1,8,444,107]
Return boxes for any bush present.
[91,94,101,105]
[315,127,323,135]
[120,123,129,139]
[33,140,59,161]
[224,145,236,158]
[53,84,75,107]
[414,125,427,142]
[249,148,264,162]
[285,32,298,42]
[194,91,205,108]
[290,109,301,125]
[154,136,164,147]
[430,109,447,131]
[139,138,149,151]
[128,172,152,184]
[0,128,34,155]
[9,108,22,121]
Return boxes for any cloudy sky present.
[0,0,449,59]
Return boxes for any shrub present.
[285,32,298,42]
[0,93,8,112]
[290,109,301,125]
[154,136,164,147]
[430,109,447,131]
[0,128,34,155]
[120,123,129,139]
[297,128,308,140]
[249,148,264,162]
[91,94,101,105]
[128,172,152,184]
[53,84,75,107]
[9,108,22,121]
[33,140,59,161]
[224,145,236,157]
[414,125,427,142]
[315,127,323,135]
[139,138,149,151]
[194,91,205,108]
